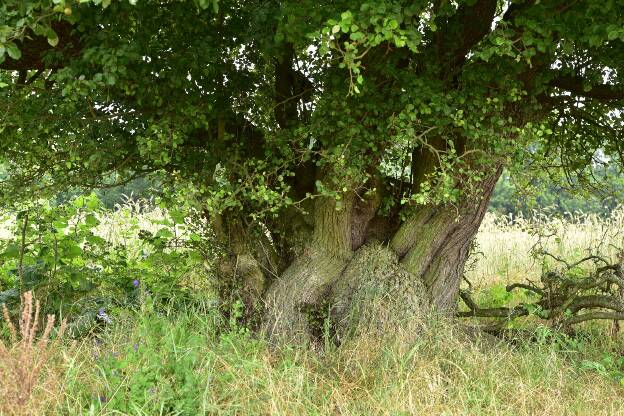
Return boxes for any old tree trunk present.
[217,162,502,344]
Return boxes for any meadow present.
[2,202,624,416]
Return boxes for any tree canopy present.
[1,0,622,208]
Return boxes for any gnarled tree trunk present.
[255,166,502,344]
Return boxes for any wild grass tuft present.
[0,291,67,416]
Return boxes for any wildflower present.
[96,308,112,324]
[133,279,140,287]
[133,343,139,352]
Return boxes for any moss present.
[330,242,430,342]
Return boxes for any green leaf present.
[2,244,20,259]
[6,42,21,60]
[47,30,59,47]
[608,30,619,41]
[85,214,100,227]
[156,229,174,238]
[62,242,83,259]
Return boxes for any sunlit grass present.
[37,305,624,415]
[467,207,624,289]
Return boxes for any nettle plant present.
[0,0,623,342]
[0,193,206,324]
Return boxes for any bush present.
[0,194,211,335]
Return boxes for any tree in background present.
[490,166,624,218]
[1,0,623,342]
[56,176,160,209]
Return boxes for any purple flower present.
[99,395,107,403]
[133,279,140,287]
[97,308,112,324]
[133,343,139,352]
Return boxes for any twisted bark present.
[261,167,502,343]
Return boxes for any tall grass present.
[2,205,624,415]
[0,291,66,416]
[37,304,624,415]
[467,207,624,288]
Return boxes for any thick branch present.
[458,290,529,318]
[274,43,314,128]
[568,295,624,314]
[453,0,498,65]
[433,0,498,72]
[506,283,544,296]
[564,311,624,326]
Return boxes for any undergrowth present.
[2,296,623,415]
[2,202,624,415]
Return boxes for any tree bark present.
[263,194,355,343]
[259,167,502,344]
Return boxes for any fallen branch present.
[459,248,624,327]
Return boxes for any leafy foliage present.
[490,167,624,217]
[0,0,622,219]
[0,193,209,329]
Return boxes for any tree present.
[1,0,623,343]
[490,166,624,217]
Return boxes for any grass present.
[6,302,624,415]
[2,206,624,415]
[467,207,624,288]
[0,292,67,416]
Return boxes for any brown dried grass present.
[0,291,66,416]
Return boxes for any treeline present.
[489,168,624,217]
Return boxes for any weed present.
[0,291,66,416]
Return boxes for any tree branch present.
[0,22,81,71]
[273,43,314,128]
[433,0,498,72]
[458,290,529,318]
[567,295,624,314]
[506,283,544,295]
[564,311,624,326]
[550,74,624,101]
